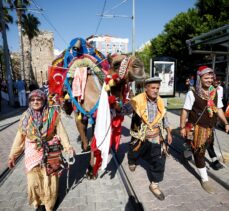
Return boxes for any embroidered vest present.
[188,90,218,128]
[130,93,166,140]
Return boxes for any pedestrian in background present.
[185,77,190,92]
[180,66,229,194]
[189,75,195,88]
[41,81,49,96]
[29,80,39,92]
[127,77,172,201]
[206,75,224,170]
[15,77,27,107]
[1,79,7,92]
[8,89,74,211]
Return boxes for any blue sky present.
[5,0,196,53]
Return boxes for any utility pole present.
[0,0,14,106]
[132,0,135,56]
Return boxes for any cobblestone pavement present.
[0,99,25,177]
[0,114,22,176]
[116,114,229,211]
[0,109,229,211]
[0,113,131,211]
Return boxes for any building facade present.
[23,31,54,86]
[87,35,129,56]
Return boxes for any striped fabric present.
[72,67,88,100]
[24,138,43,172]
[145,127,160,144]
[19,107,59,150]
[193,124,212,150]
[147,99,169,128]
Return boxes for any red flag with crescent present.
[48,66,68,95]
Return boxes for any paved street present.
[117,113,229,211]
[0,112,131,211]
[0,106,229,211]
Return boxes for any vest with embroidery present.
[188,90,218,128]
[130,93,166,141]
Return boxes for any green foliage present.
[21,13,40,41]
[136,43,152,76]
[138,0,229,74]
[195,0,229,30]
[6,0,30,10]
[6,0,30,19]
[167,97,185,109]
[0,7,13,32]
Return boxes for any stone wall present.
[23,31,54,86]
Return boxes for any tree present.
[0,3,13,79]
[195,0,229,29]
[0,0,14,106]
[0,46,4,79]
[139,0,229,77]
[0,6,13,31]
[21,13,40,83]
[6,0,30,81]
[136,42,152,76]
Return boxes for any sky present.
[5,0,196,53]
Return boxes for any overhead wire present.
[94,0,129,35]
[103,0,128,15]
[31,0,68,48]
[94,0,107,35]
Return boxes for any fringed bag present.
[43,135,65,176]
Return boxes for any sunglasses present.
[30,98,42,102]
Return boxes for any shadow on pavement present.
[0,106,26,121]
[169,128,201,180]
[125,195,144,211]
[100,125,130,180]
[55,153,90,210]
[131,128,201,183]
[122,125,131,137]
[169,148,200,181]
[100,143,128,180]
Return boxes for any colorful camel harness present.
[64,55,131,124]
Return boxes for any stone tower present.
[23,31,54,86]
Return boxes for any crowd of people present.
[0,78,48,108]
[6,65,229,210]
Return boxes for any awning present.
[186,24,229,102]
[186,24,229,55]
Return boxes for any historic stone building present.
[23,31,54,86]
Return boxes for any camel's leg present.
[90,151,95,167]
[74,112,89,151]
[86,151,99,180]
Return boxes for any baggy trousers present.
[192,134,214,168]
[207,135,217,159]
[128,139,166,183]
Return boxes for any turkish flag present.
[48,66,68,95]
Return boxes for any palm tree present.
[0,0,14,106]
[0,46,4,79]
[6,0,30,81]
[0,6,13,31]
[0,4,13,79]
[21,13,40,83]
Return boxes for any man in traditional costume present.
[8,89,74,211]
[127,77,172,201]
[180,66,229,193]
